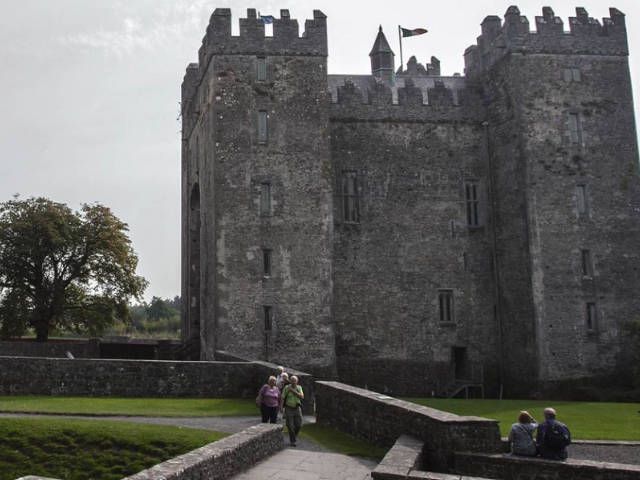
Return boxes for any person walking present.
[256,376,280,424]
[536,407,571,460]
[280,375,304,446]
[508,411,538,456]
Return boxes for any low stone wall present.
[217,350,315,414]
[0,356,314,410]
[453,452,640,480]
[371,435,425,479]
[314,381,502,471]
[0,339,182,360]
[123,423,283,480]
[0,339,100,359]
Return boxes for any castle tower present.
[181,9,336,373]
[369,26,395,82]
[465,6,640,395]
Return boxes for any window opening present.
[438,290,454,323]
[342,170,360,223]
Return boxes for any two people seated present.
[508,407,571,460]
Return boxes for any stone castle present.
[180,6,640,396]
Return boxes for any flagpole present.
[398,25,404,72]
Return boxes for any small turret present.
[369,26,395,82]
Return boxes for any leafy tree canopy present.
[0,197,148,341]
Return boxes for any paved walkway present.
[231,448,377,480]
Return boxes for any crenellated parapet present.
[198,8,326,66]
[328,76,483,122]
[464,6,628,77]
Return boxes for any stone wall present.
[0,357,315,412]
[314,381,501,471]
[0,339,100,359]
[453,452,640,480]
[123,424,283,480]
[0,339,182,360]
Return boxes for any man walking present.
[536,407,571,460]
[280,375,304,446]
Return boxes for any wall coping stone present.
[122,423,283,480]
[454,451,640,479]
[316,381,494,424]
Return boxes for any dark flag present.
[260,15,275,24]
[401,27,428,37]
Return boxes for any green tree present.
[0,197,147,341]
[145,296,174,322]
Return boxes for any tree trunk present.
[34,316,50,342]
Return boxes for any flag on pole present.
[401,27,428,37]
[260,15,275,24]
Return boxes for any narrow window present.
[576,184,588,217]
[263,248,272,277]
[563,68,581,82]
[260,182,271,216]
[438,290,454,323]
[263,306,273,331]
[342,170,360,223]
[258,111,268,144]
[572,68,581,82]
[581,249,593,277]
[256,57,266,81]
[568,113,581,144]
[586,302,597,331]
[465,181,480,227]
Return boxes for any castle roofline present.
[369,26,395,56]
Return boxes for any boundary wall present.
[0,356,315,413]
[314,381,501,471]
[17,424,283,480]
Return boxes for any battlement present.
[196,8,326,68]
[329,76,483,122]
[465,6,628,77]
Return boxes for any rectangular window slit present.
[263,306,273,331]
[581,249,592,277]
[465,181,480,227]
[258,111,268,144]
[342,170,360,223]
[257,57,266,81]
[438,290,454,323]
[586,302,597,331]
[260,182,271,216]
[263,248,272,276]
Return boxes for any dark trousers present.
[261,404,278,423]
[284,406,302,443]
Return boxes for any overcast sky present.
[1,0,639,302]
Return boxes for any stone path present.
[230,449,377,480]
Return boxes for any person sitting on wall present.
[256,375,281,424]
[280,375,304,447]
[536,407,571,460]
[508,410,538,456]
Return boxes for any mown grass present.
[0,417,226,480]
[300,423,388,460]
[403,398,640,440]
[0,396,256,417]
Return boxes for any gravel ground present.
[568,441,640,465]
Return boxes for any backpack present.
[545,421,570,449]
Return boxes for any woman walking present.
[256,376,280,423]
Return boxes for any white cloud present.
[58,0,216,57]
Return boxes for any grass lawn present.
[404,398,640,440]
[300,423,387,460]
[0,417,226,480]
[0,396,256,417]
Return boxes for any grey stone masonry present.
[314,381,502,471]
[123,424,283,480]
[182,6,640,398]
[0,357,315,412]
